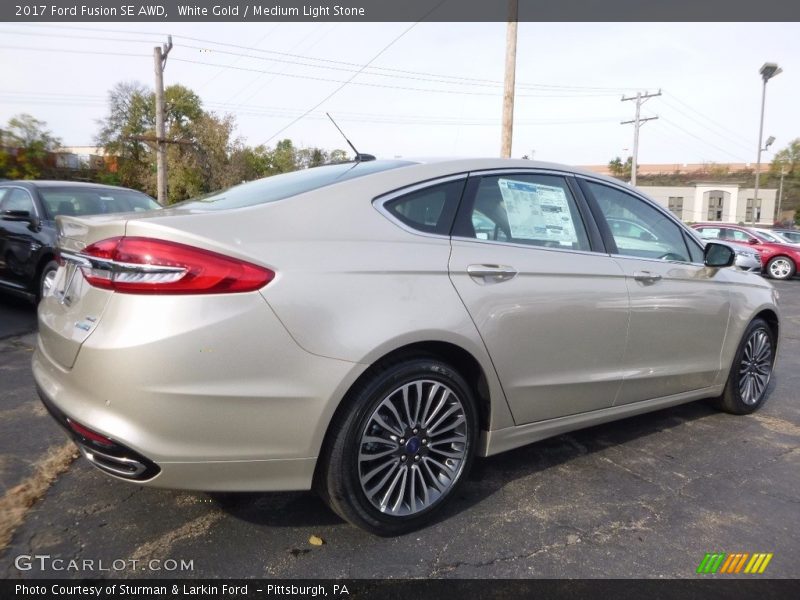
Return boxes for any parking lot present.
[0,282,798,579]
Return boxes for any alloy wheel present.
[357,379,469,516]
[768,258,792,279]
[738,328,773,405]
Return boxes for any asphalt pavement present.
[0,282,798,579]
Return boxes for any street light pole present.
[752,62,782,225]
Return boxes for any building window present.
[707,193,724,221]
[668,196,684,219]
[745,198,762,223]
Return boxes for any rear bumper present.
[37,380,317,490]
[33,292,367,491]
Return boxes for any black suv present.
[0,181,160,301]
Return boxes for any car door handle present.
[633,270,662,283]
[467,264,518,284]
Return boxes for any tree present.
[771,138,800,177]
[768,139,800,216]
[0,114,61,179]
[608,156,632,180]
[95,81,350,203]
[96,81,154,192]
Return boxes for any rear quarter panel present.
[122,165,516,431]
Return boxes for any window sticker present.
[497,178,578,245]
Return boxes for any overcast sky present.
[0,21,797,166]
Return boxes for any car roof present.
[395,157,626,185]
[0,180,146,192]
[693,223,750,229]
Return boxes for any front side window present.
[586,181,691,262]
[0,188,35,214]
[455,173,590,251]
[754,230,781,243]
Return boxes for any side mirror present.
[704,242,736,268]
[748,237,760,245]
[1,209,33,222]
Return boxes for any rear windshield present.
[40,187,160,218]
[178,160,416,210]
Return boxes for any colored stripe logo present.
[697,552,773,574]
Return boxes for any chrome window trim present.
[467,167,578,178]
[451,236,603,258]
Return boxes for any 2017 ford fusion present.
[34,159,779,535]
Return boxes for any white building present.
[636,183,777,225]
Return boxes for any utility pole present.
[621,90,661,186]
[500,0,518,158]
[154,35,173,205]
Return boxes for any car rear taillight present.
[78,236,274,294]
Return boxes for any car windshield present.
[779,230,800,242]
[176,160,416,211]
[754,230,782,243]
[39,187,159,218]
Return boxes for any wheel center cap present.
[405,437,421,454]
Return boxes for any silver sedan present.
[35,159,780,535]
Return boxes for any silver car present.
[717,240,762,273]
[35,159,780,535]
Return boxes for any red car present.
[692,223,800,280]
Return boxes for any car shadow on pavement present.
[0,294,37,339]
[207,398,723,532]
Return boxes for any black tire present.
[766,256,795,280]
[317,356,478,536]
[38,260,59,302]
[712,318,775,415]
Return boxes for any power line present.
[178,42,628,93]
[659,97,753,154]
[6,23,643,93]
[656,117,750,162]
[0,45,148,57]
[171,57,621,98]
[0,28,162,45]
[260,19,429,145]
[0,90,620,127]
[194,23,281,93]
[224,23,339,107]
[663,91,754,147]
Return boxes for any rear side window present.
[454,173,591,251]
[696,227,721,240]
[382,179,466,235]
